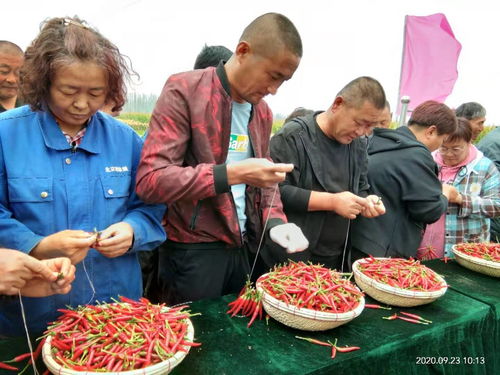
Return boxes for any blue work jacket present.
[0,106,166,335]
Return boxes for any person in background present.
[0,249,75,297]
[194,44,233,70]
[377,100,392,128]
[351,100,458,261]
[0,41,24,113]
[283,107,314,124]
[418,118,500,259]
[477,108,500,241]
[268,77,386,270]
[136,13,309,304]
[455,102,486,142]
[0,16,165,336]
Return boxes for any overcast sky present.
[4,0,500,123]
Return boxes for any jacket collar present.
[215,60,255,121]
[216,61,232,97]
[38,110,100,154]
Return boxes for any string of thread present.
[341,219,351,273]
[82,258,96,305]
[249,184,278,280]
[18,291,39,375]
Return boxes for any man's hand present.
[269,223,309,253]
[21,257,76,297]
[329,192,369,219]
[227,158,293,188]
[30,230,95,264]
[0,249,75,297]
[94,222,134,258]
[360,195,386,218]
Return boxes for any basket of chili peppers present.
[42,296,200,374]
[352,257,448,307]
[452,243,500,277]
[255,261,365,331]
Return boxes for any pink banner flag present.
[397,13,462,114]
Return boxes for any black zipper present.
[189,200,202,230]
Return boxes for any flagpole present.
[398,96,410,127]
[396,15,408,126]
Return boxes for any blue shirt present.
[0,106,166,335]
[226,102,252,233]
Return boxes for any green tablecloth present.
[425,258,500,369]
[1,267,497,375]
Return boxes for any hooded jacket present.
[351,126,447,258]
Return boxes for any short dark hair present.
[193,45,232,69]
[408,100,457,135]
[455,102,486,120]
[20,16,135,112]
[0,41,23,56]
[445,117,473,144]
[337,76,386,110]
[284,107,314,123]
[239,13,302,58]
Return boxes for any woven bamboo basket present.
[42,318,194,375]
[352,258,447,307]
[256,278,365,331]
[452,245,500,278]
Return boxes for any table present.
[425,258,500,369]
[1,262,497,375]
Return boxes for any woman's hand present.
[94,222,134,258]
[30,230,95,264]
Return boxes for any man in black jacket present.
[268,76,386,270]
[351,100,458,260]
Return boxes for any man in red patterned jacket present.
[136,13,308,304]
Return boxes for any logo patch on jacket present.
[105,166,129,172]
[228,134,249,153]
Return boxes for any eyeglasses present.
[439,145,466,155]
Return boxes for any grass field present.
[118,112,497,143]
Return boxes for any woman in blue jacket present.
[0,17,166,335]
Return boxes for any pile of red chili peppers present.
[227,281,263,328]
[455,242,500,262]
[357,256,447,292]
[44,296,201,371]
[258,261,363,313]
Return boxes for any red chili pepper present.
[396,315,429,325]
[400,311,432,324]
[365,304,392,310]
[295,336,332,347]
[382,313,398,321]
[336,346,361,353]
[331,345,337,359]
[0,362,18,371]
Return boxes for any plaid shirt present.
[441,150,500,256]
[62,127,87,147]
